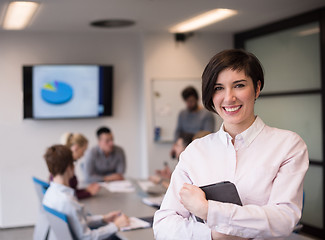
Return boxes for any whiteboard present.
[152,78,202,142]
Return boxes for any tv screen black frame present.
[23,65,113,119]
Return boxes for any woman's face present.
[212,68,260,135]
[71,143,88,160]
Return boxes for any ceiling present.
[0,0,325,34]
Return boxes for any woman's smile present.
[223,105,242,113]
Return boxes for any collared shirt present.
[153,116,309,240]
[43,182,118,240]
[174,108,215,141]
[83,145,126,183]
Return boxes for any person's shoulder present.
[177,132,218,168]
[87,145,99,154]
[84,145,99,159]
[179,109,188,116]
[263,124,306,146]
[193,131,215,142]
[43,183,72,206]
[183,132,218,154]
[113,145,125,154]
[180,108,188,113]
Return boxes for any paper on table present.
[100,180,135,193]
[142,194,165,208]
[120,217,151,231]
[137,180,166,194]
[137,180,155,192]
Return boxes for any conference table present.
[80,180,316,240]
[81,179,157,240]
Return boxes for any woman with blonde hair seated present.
[59,132,100,199]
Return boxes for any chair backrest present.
[32,177,50,240]
[43,204,74,240]
[33,208,50,240]
[32,176,50,202]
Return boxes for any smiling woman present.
[212,69,260,138]
[203,50,263,139]
[153,49,309,240]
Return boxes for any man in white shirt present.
[43,144,129,240]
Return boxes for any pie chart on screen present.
[41,81,73,104]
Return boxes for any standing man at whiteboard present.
[173,86,215,151]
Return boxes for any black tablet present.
[200,181,242,206]
[196,181,242,222]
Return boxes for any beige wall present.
[0,31,144,227]
[0,31,231,227]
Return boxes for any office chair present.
[43,204,74,240]
[32,176,50,240]
[32,176,50,202]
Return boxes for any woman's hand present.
[86,183,100,195]
[211,230,250,240]
[179,183,208,220]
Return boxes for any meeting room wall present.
[143,32,231,175]
[0,31,144,227]
[0,30,232,228]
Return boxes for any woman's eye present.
[214,86,223,91]
[235,84,245,88]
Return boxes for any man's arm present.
[104,173,124,182]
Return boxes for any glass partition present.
[246,22,320,93]
[255,95,322,161]
[236,14,324,236]
[302,165,323,228]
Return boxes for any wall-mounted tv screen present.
[23,65,113,119]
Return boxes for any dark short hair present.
[202,49,264,113]
[179,132,194,147]
[182,86,199,100]
[44,145,74,176]
[96,126,111,138]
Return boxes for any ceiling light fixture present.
[169,8,237,33]
[2,1,39,30]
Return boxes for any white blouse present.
[153,116,309,240]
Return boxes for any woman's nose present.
[225,89,236,102]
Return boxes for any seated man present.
[84,127,126,183]
[42,144,129,239]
